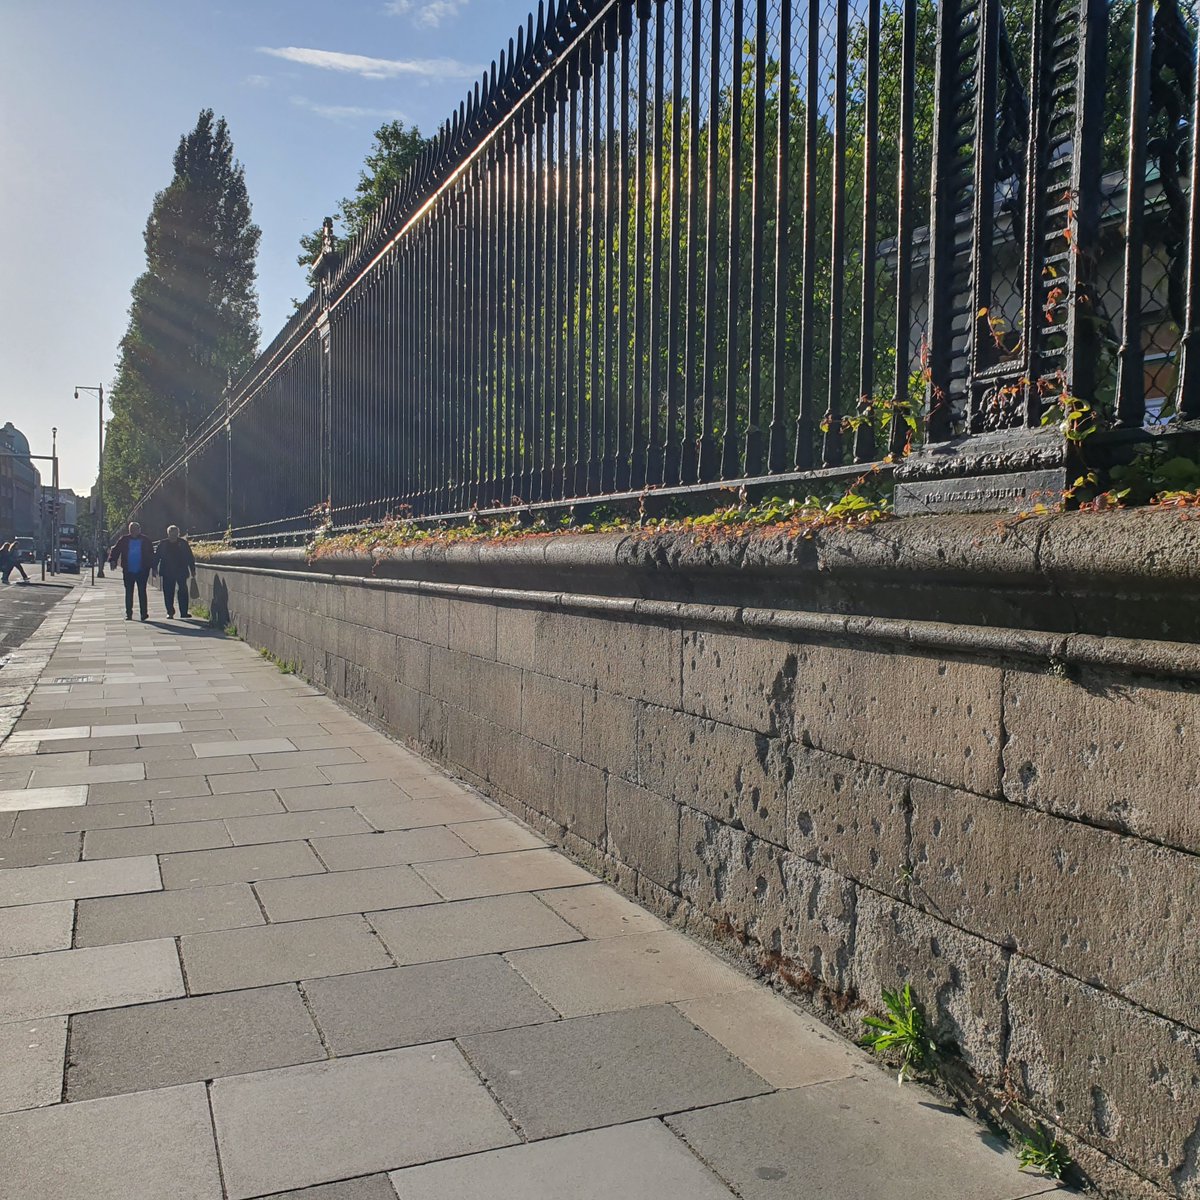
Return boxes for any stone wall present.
[199,508,1200,1199]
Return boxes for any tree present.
[297,120,428,289]
[105,110,260,522]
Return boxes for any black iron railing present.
[130,0,1200,540]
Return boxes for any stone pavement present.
[0,579,1063,1199]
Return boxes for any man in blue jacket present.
[108,521,155,621]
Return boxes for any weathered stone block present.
[534,613,681,710]
[1003,665,1200,855]
[911,779,1200,1031]
[1006,956,1200,1194]
[639,705,788,847]
[786,745,909,896]
[521,672,584,757]
[495,605,537,670]
[395,637,430,694]
[385,588,420,632]
[582,689,638,782]
[680,630,798,736]
[550,754,607,847]
[344,584,388,631]
[678,808,856,993]
[853,889,1008,1081]
[488,734,558,824]
[418,694,446,758]
[429,649,521,730]
[445,707,493,783]
[448,600,497,661]
[417,595,450,648]
[795,644,1003,797]
[606,777,680,891]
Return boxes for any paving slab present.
[12,799,151,836]
[152,789,285,824]
[665,1079,1063,1200]
[310,827,474,871]
[413,848,594,900]
[67,984,325,1100]
[88,776,212,803]
[534,883,669,938]
[181,914,392,993]
[211,768,334,795]
[0,1016,67,1112]
[0,938,184,1021]
[0,784,88,812]
[354,792,499,831]
[256,1178,399,1200]
[145,754,256,778]
[507,929,756,1018]
[224,808,374,845]
[194,737,296,758]
[304,956,557,1055]
[250,748,364,771]
[90,744,188,764]
[253,864,440,922]
[675,991,863,1089]
[459,1005,770,1140]
[28,762,145,787]
[449,818,547,855]
[83,818,232,860]
[75,883,265,947]
[161,840,325,889]
[278,779,411,812]
[210,1046,518,1199]
[0,854,161,907]
[0,831,82,868]
[0,1081,223,1199]
[389,1120,736,1200]
[0,900,74,957]
[368,893,583,965]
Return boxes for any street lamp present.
[75,385,104,577]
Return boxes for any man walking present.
[108,521,155,621]
[153,525,196,619]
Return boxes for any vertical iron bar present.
[795,0,819,467]
[890,0,918,457]
[603,9,618,491]
[822,0,848,467]
[768,0,792,473]
[853,0,880,463]
[1178,20,1200,415]
[721,0,744,478]
[589,31,604,492]
[648,0,667,484]
[618,0,634,490]
[700,0,721,479]
[682,0,703,480]
[567,51,581,498]
[745,0,769,476]
[665,0,685,484]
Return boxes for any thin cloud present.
[386,0,468,27]
[291,96,410,122]
[243,74,272,88]
[259,45,479,81]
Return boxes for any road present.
[0,574,78,654]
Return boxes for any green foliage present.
[297,121,428,288]
[1109,444,1200,505]
[259,647,301,675]
[860,984,936,1085]
[105,110,260,525]
[1018,1126,1073,1179]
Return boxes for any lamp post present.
[75,385,104,577]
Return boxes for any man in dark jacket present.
[153,525,196,619]
[108,522,155,621]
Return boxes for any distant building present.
[0,424,40,542]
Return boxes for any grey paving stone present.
[0,831,82,868]
[0,1016,67,1112]
[67,985,325,1100]
[449,818,547,855]
[665,1079,1062,1200]
[152,790,285,824]
[0,900,74,957]
[253,865,440,922]
[12,799,151,836]
[83,819,232,860]
[225,808,374,846]
[413,848,594,901]
[0,938,184,1021]
[75,883,265,947]
[369,893,583,965]
[28,763,145,787]
[181,915,392,994]
[459,1005,770,1140]
[0,750,90,772]
[145,754,256,778]
[90,744,188,764]
[355,792,500,831]
[211,768,331,795]
[0,784,89,812]
[304,956,557,1055]
[88,776,212,803]
[0,1081,223,1199]
[209,1046,518,1199]
[194,737,296,758]
[161,841,325,889]
[256,1178,399,1200]
[310,828,474,871]
[278,780,409,812]
[250,749,364,771]
[535,883,667,939]
[0,855,161,907]
[389,1120,736,1200]
[507,930,756,1018]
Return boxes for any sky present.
[0,0,531,495]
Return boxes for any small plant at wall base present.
[1018,1125,1073,1179]
[860,984,937,1085]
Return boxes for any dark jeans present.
[162,573,190,617]
[123,570,150,618]
[2,561,28,582]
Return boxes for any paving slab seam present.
[452,1037,534,1144]
[294,980,339,1061]
[203,1079,233,1200]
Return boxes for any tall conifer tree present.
[106,109,260,519]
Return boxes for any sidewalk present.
[0,578,1061,1200]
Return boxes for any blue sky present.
[0,0,530,493]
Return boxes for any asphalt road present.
[0,574,78,653]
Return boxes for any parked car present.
[54,548,78,574]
